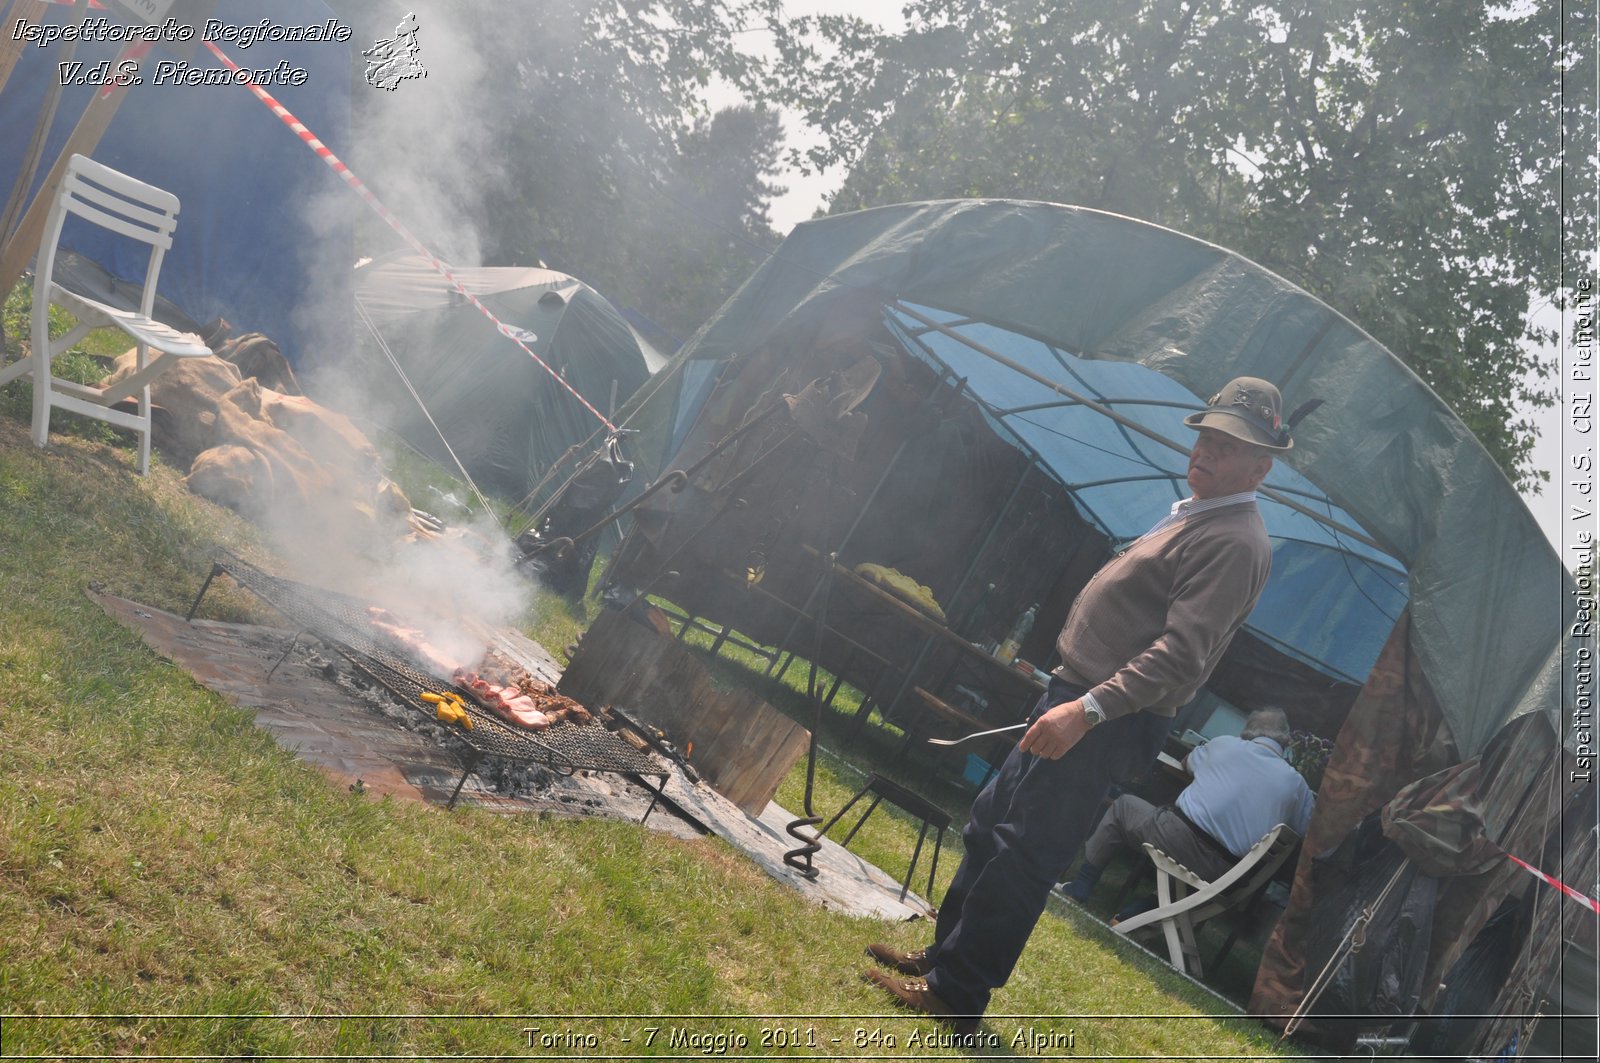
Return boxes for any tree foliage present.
[628,105,788,338]
[333,0,784,342]
[768,0,1593,491]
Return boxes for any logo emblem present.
[364,12,425,91]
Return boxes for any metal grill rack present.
[186,553,668,812]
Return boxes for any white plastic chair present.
[0,154,211,474]
[1112,822,1300,977]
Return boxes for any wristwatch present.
[1082,701,1106,728]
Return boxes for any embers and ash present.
[259,626,685,827]
[185,555,676,822]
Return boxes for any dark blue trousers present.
[924,677,1169,1014]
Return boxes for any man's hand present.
[1018,699,1094,760]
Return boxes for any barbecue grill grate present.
[192,554,665,779]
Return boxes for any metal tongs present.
[926,722,1028,747]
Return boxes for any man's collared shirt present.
[1178,734,1316,856]
[1138,490,1259,543]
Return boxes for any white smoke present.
[260,2,546,669]
[335,1,502,266]
[352,513,531,673]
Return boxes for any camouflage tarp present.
[1252,611,1594,1051]
[1251,609,1456,1027]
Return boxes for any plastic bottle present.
[995,603,1037,664]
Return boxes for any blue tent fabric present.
[883,302,1408,684]
[0,0,352,365]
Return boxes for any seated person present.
[1060,707,1315,901]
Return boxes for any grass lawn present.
[0,300,1305,1058]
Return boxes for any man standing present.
[864,377,1293,1031]
[1060,707,1316,902]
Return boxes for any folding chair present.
[1112,822,1300,977]
[0,154,211,474]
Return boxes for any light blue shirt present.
[1176,734,1316,856]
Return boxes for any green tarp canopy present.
[634,199,1574,760]
[618,199,1589,1047]
[356,254,649,503]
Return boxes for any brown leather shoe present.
[865,942,933,976]
[861,968,980,1035]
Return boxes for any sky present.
[757,1,905,233]
[715,1,1575,561]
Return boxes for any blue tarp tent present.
[882,301,1408,686]
[615,199,1568,758]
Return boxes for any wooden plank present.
[0,0,43,98]
[732,721,812,812]
[560,609,810,815]
[682,691,745,777]
[688,686,810,811]
[0,39,146,298]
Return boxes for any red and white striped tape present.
[31,0,616,432]
[198,38,618,432]
[1506,853,1600,915]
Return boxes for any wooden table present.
[912,685,994,733]
[806,547,1047,698]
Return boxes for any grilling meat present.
[455,670,553,730]
[522,684,593,724]
[449,655,595,731]
[476,650,594,724]
[364,605,461,675]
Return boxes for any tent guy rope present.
[354,295,501,530]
